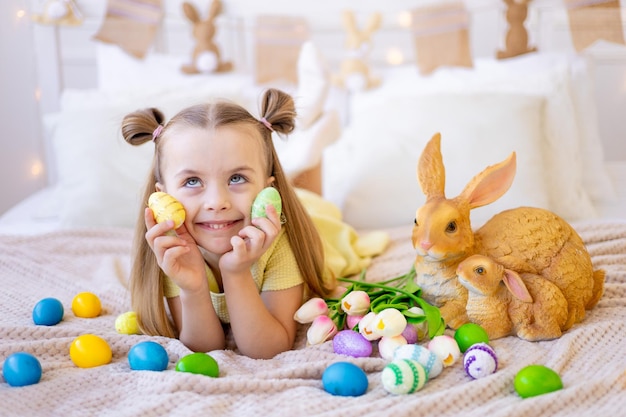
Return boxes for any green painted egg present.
[514,365,563,398]
[251,187,282,219]
[175,352,219,377]
[454,323,490,353]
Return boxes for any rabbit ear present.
[458,152,516,209]
[207,0,222,20]
[182,2,200,23]
[417,132,446,199]
[502,268,533,303]
[364,12,382,35]
[342,10,358,33]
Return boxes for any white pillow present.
[323,92,552,230]
[51,85,248,228]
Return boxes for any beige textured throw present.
[0,221,625,416]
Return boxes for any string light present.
[30,160,44,178]
[16,9,26,19]
[397,11,412,28]
[386,47,404,66]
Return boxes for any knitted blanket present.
[1,220,625,417]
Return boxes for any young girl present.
[122,88,346,359]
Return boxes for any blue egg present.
[128,341,169,371]
[322,362,368,396]
[32,298,64,326]
[2,352,42,387]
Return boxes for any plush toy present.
[181,0,232,74]
[496,0,537,59]
[457,254,569,341]
[32,0,82,26]
[412,133,605,331]
[332,10,382,92]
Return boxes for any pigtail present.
[259,88,297,135]
[121,108,166,146]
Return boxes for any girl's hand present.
[144,207,207,293]
[219,204,282,275]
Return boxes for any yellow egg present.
[148,192,186,229]
[69,334,112,368]
[115,311,141,335]
[71,292,102,318]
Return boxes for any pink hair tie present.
[152,125,164,142]
[259,117,274,132]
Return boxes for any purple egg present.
[333,330,373,358]
[401,324,418,344]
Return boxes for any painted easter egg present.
[148,191,186,229]
[463,343,498,379]
[175,352,219,377]
[381,359,428,395]
[427,335,461,367]
[2,352,42,387]
[514,365,563,398]
[115,311,140,335]
[128,341,169,372]
[251,187,282,219]
[71,292,102,318]
[394,344,443,379]
[454,323,490,353]
[32,297,64,326]
[70,334,112,368]
[322,362,368,397]
[333,330,372,358]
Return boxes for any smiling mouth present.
[199,220,239,230]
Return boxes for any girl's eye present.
[229,174,246,185]
[185,178,201,187]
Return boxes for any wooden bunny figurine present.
[332,10,382,92]
[181,0,232,74]
[496,0,537,59]
[412,133,605,331]
[457,254,569,341]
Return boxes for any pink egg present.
[333,330,373,358]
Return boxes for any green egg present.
[175,352,219,378]
[454,323,490,353]
[514,365,563,398]
[251,187,282,219]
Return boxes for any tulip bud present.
[372,308,407,338]
[378,334,408,361]
[340,290,370,316]
[294,298,328,324]
[358,311,382,341]
[306,315,337,345]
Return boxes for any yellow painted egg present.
[71,292,102,318]
[115,311,140,335]
[69,334,112,368]
[148,192,186,229]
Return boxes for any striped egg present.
[251,187,282,219]
[381,359,428,395]
[393,344,443,379]
[148,192,186,229]
[463,343,498,379]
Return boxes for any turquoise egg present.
[128,341,169,371]
[175,352,219,377]
[322,362,368,396]
[32,297,64,326]
[2,352,42,387]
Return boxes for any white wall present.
[0,0,47,215]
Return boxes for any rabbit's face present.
[457,255,502,296]
[412,199,474,262]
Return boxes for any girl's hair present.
[121,88,335,337]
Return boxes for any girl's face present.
[157,125,273,255]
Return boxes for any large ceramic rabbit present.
[181,0,232,74]
[457,254,569,341]
[412,133,605,330]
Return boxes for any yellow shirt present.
[163,228,304,323]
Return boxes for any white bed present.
[1,1,626,416]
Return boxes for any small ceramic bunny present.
[181,0,232,74]
[496,0,537,59]
[457,254,569,341]
[412,133,605,330]
[332,10,382,92]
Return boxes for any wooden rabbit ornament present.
[412,133,605,333]
[181,0,232,74]
[332,10,382,91]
